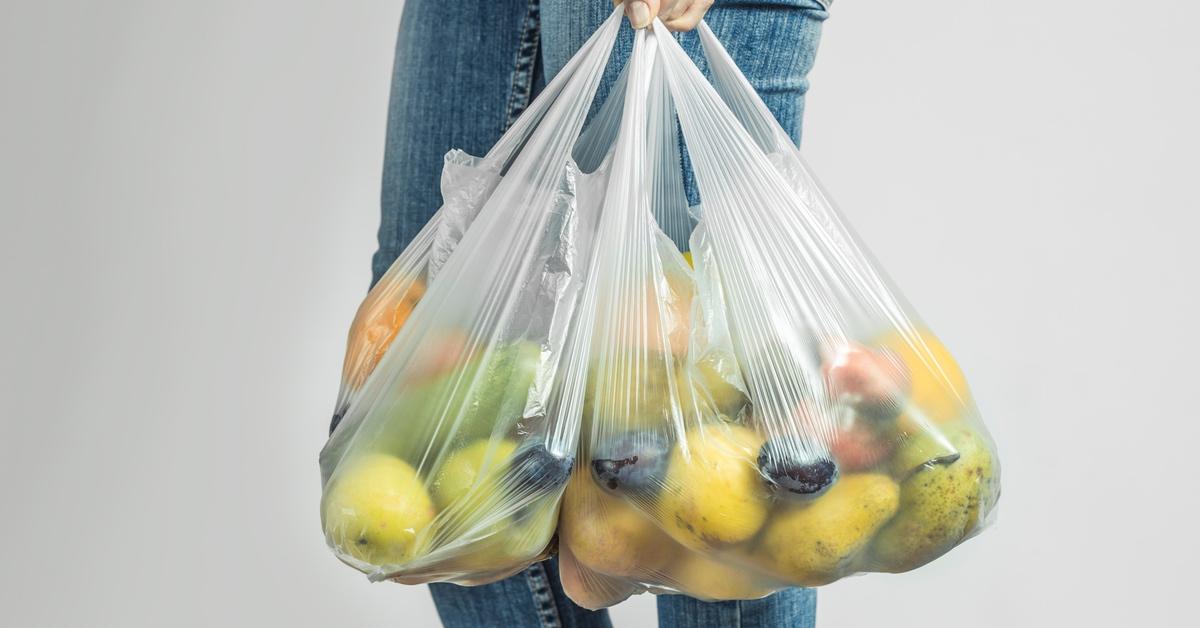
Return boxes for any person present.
[369,1,830,626]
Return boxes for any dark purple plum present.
[758,438,839,499]
[509,442,574,495]
[590,430,671,495]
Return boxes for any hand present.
[614,0,714,32]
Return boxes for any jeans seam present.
[504,0,542,130]
[523,561,562,628]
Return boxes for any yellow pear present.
[677,351,748,420]
[322,453,437,567]
[870,423,998,572]
[663,552,777,601]
[426,439,563,577]
[658,424,769,549]
[437,496,559,578]
[875,328,972,427]
[430,438,519,510]
[582,354,678,432]
[558,544,640,610]
[889,429,962,479]
[757,473,900,586]
[560,471,674,577]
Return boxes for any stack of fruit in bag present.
[553,23,999,607]
[317,12,999,601]
[318,11,627,585]
[556,231,999,606]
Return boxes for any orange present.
[874,328,972,429]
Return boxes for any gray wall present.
[2,1,1197,626]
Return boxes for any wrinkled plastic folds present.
[320,9,624,585]
[320,12,999,600]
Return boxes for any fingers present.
[614,0,710,32]
[663,0,713,32]
[662,0,688,22]
[615,0,661,30]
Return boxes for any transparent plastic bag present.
[318,9,625,585]
[557,22,1000,607]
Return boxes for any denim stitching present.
[523,561,562,628]
[505,0,542,130]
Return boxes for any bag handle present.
[652,19,843,450]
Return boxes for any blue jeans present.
[372,1,829,626]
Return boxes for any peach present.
[342,277,426,390]
[823,343,911,421]
[831,420,897,472]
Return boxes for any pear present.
[889,429,961,479]
[582,351,678,431]
[322,453,437,568]
[679,350,749,420]
[427,438,561,575]
[560,470,674,577]
[757,473,899,586]
[558,544,640,610]
[870,423,998,572]
[436,495,559,578]
[431,438,519,509]
[663,552,777,601]
[658,425,769,549]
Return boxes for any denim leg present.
[380,2,611,626]
[373,0,540,285]
[387,1,828,625]
[676,0,829,205]
[657,588,818,628]
[430,557,612,628]
[539,0,827,207]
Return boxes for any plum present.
[758,438,840,499]
[509,442,574,495]
[590,430,671,495]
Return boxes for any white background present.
[3,1,1198,626]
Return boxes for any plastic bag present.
[556,22,1000,607]
[318,9,625,585]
